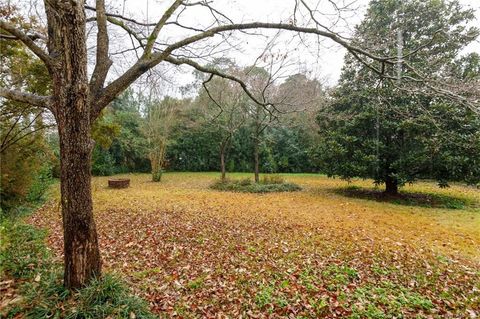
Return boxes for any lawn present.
[29,173,480,318]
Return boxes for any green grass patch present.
[349,281,434,318]
[211,176,302,193]
[334,185,475,209]
[0,218,155,319]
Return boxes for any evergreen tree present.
[316,0,480,194]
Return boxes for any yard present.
[28,173,480,318]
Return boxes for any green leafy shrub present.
[26,164,53,203]
[211,177,302,193]
[261,175,285,184]
[0,218,155,319]
[0,221,50,279]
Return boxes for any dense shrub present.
[26,164,53,203]
[211,177,302,193]
[0,221,50,279]
[1,161,53,216]
[0,218,156,319]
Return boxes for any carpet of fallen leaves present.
[29,173,480,318]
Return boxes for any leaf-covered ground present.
[29,173,480,318]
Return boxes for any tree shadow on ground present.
[332,186,477,209]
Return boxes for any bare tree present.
[199,69,248,180]
[0,0,406,288]
[143,96,180,182]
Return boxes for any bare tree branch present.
[85,5,157,27]
[143,0,184,57]
[0,111,53,153]
[0,20,52,70]
[0,88,52,110]
[95,20,396,120]
[165,55,274,109]
[89,0,112,100]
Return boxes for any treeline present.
[90,70,322,177]
[2,0,480,213]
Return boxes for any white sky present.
[13,0,480,95]
[108,0,480,94]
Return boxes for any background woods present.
[0,0,478,308]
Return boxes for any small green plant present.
[26,164,53,203]
[0,221,50,279]
[255,285,274,308]
[187,276,205,290]
[310,297,328,315]
[0,218,156,319]
[350,281,434,318]
[64,274,155,319]
[261,175,285,184]
[299,268,318,292]
[322,265,359,286]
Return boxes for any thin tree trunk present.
[220,148,226,180]
[220,137,230,181]
[254,137,260,183]
[150,149,162,182]
[46,0,101,289]
[385,175,399,195]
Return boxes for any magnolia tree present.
[1,0,469,288]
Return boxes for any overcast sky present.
[109,0,480,93]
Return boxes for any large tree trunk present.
[57,116,101,289]
[46,0,101,289]
[384,175,399,195]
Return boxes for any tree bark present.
[384,175,399,195]
[57,115,101,289]
[46,0,101,289]
[220,148,226,181]
[254,137,260,183]
[150,148,162,182]
[219,138,231,181]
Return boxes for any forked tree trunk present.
[150,149,163,182]
[46,1,101,289]
[385,175,399,195]
[150,142,167,182]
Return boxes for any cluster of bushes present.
[0,218,155,319]
[211,175,302,193]
[1,162,54,218]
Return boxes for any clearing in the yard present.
[28,173,480,318]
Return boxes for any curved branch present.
[156,22,394,65]
[0,88,52,110]
[164,55,278,112]
[96,21,396,119]
[0,20,52,70]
